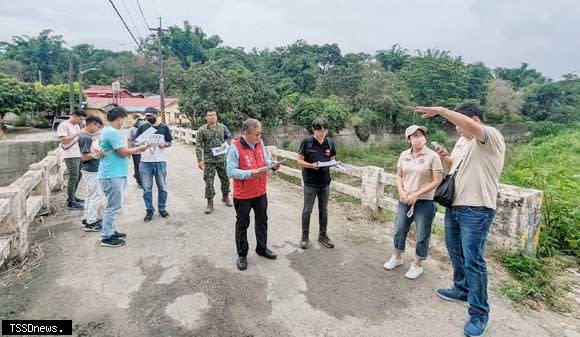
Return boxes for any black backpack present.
[306,135,335,154]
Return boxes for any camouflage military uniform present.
[196,123,232,199]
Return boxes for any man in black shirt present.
[78,115,105,232]
[297,118,337,249]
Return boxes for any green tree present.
[0,30,68,83]
[354,63,413,132]
[466,62,492,103]
[494,63,546,90]
[171,61,281,130]
[523,79,580,122]
[291,95,350,134]
[399,50,470,107]
[375,44,410,72]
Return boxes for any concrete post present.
[360,166,384,211]
[0,187,26,235]
[29,162,50,212]
[55,150,65,191]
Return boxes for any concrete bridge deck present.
[1,142,578,337]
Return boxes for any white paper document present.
[317,160,347,172]
[317,160,338,168]
[134,127,157,144]
[255,159,286,173]
[211,142,230,156]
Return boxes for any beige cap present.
[405,125,428,138]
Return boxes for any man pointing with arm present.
[416,103,505,337]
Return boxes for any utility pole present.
[150,17,168,123]
[68,52,74,115]
[38,70,42,84]
[79,63,83,109]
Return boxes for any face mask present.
[146,116,157,124]
[138,119,145,127]
[411,135,426,148]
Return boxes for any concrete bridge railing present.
[170,126,197,145]
[0,149,65,268]
[267,147,543,255]
[170,126,543,255]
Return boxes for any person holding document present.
[134,107,173,222]
[226,118,281,271]
[196,110,233,214]
[383,125,443,280]
[296,118,337,250]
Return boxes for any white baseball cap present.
[405,125,428,138]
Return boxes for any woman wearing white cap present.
[383,125,443,279]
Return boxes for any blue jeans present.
[140,162,168,212]
[394,200,436,260]
[99,177,127,240]
[445,206,496,319]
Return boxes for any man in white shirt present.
[134,107,173,222]
[57,110,87,210]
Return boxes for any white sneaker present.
[383,256,403,270]
[404,262,424,279]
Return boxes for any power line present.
[107,0,143,51]
[135,0,151,30]
[120,0,144,41]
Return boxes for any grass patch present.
[337,142,408,171]
[277,172,302,186]
[501,128,580,258]
[369,208,396,222]
[333,192,361,204]
[431,225,445,236]
[496,251,576,310]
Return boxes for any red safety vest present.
[232,138,268,200]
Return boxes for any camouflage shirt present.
[196,123,232,163]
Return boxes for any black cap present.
[144,106,159,115]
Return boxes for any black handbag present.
[434,158,464,207]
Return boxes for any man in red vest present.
[226,118,281,271]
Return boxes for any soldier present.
[196,110,233,214]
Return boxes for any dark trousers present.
[301,184,330,236]
[234,194,268,257]
[64,158,81,203]
[132,154,142,186]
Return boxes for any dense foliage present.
[2,26,579,132]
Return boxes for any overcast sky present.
[1,0,579,79]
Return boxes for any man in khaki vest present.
[416,103,505,337]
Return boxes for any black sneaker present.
[67,201,84,210]
[83,221,102,232]
[318,234,335,248]
[159,210,169,218]
[300,233,309,249]
[75,197,85,203]
[144,210,154,222]
[112,231,127,238]
[100,236,125,248]
[237,256,248,271]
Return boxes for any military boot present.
[222,194,233,207]
[204,199,214,214]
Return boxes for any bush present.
[525,121,575,138]
[502,130,580,257]
[13,114,32,127]
[497,251,574,310]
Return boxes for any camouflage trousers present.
[204,161,230,199]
